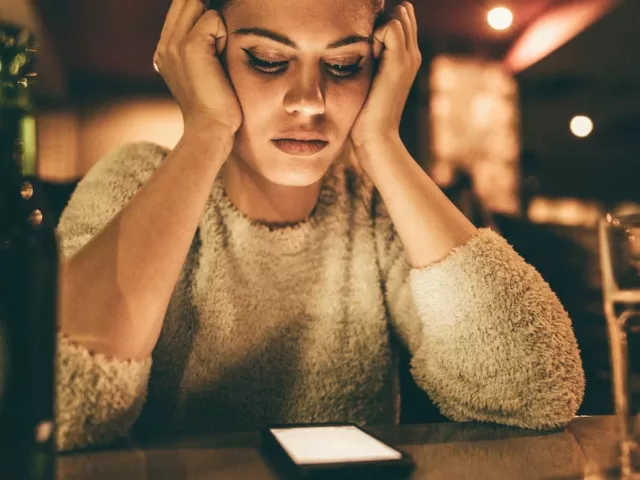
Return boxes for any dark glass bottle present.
[0,22,57,480]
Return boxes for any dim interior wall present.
[37,109,79,182]
[78,97,183,173]
[36,96,183,180]
[428,55,521,215]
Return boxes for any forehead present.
[225,0,376,39]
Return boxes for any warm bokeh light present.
[570,115,594,138]
[528,197,603,227]
[429,56,520,214]
[504,0,617,73]
[487,7,514,31]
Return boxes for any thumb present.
[215,35,227,55]
[372,24,388,60]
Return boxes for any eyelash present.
[242,49,364,78]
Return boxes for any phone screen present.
[269,425,403,465]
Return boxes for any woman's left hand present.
[350,1,422,150]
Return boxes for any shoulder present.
[69,141,170,212]
[57,142,171,258]
[83,141,170,184]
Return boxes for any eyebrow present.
[231,27,372,49]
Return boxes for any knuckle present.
[200,9,221,24]
[181,38,198,56]
[204,8,220,17]
[166,43,181,60]
[155,49,168,67]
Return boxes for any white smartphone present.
[261,423,414,479]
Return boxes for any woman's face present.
[223,0,377,186]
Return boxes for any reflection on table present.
[58,415,623,479]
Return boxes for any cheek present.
[227,65,273,122]
[326,78,371,127]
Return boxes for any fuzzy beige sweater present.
[55,142,585,452]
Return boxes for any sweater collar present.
[204,160,347,256]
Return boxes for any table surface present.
[58,415,625,479]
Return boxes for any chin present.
[243,145,343,187]
[258,155,333,187]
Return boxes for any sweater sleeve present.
[55,142,167,451]
[374,198,585,430]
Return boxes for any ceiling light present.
[488,6,514,31]
[570,115,593,138]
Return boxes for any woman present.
[56,0,585,451]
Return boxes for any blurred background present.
[2,0,639,420]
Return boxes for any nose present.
[283,65,326,116]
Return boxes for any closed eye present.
[242,49,364,78]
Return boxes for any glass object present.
[0,21,57,479]
[600,212,640,478]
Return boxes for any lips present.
[273,129,329,142]
[271,139,329,156]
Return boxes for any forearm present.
[405,230,585,428]
[60,124,233,360]
[354,134,477,268]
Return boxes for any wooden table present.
[58,415,624,479]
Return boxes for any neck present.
[222,156,323,226]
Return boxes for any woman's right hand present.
[153,0,242,137]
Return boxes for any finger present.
[187,9,229,55]
[395,4,413,52]
[170,0,206,44]
[401,2,422,68]
[158,0,187,47]
[403,2,419,46]
[155,0,188,72]
[372,26,386,60]
[374,19,406,62]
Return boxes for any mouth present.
[271,139,329,156]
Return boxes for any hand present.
[153,0,243,138]
[350,2,422,150]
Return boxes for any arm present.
[365,139,585,429]
[56,135,229,451]
[56,0,241,450]
[59,128,231,361]
[61,0,240,361]
[355,135,477,268]
[351,2,584,428]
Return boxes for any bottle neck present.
[0,106,34,178]
[0,22,37,178]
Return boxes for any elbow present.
[55,332,152,452]
[440,357,586,431]
[506,363,586,431]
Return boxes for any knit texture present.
[55,142,585,451]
